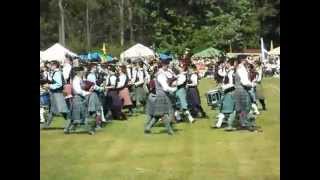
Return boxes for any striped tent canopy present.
[191,47,223,58]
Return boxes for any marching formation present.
[40,54,266,135]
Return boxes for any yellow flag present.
[102,43,106,54]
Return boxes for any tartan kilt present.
[187,87,201,108]
[220,91,235,114]
[87,92,102,113]
[146,93,174,116]
[118,87,133,106]
[70,95,87,122]
[255,83,265,100]
[106,90,123,117]
[234,86,251,112]
[134,85,147,103]
[49,92,69,114]
[175,88,188,110]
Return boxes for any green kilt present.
[255,83,265,100]
[175,88,188,110]
[87,92,102,113]
[134,85,147,103]
[70,95,87,123]
[220,90,235,114]
[49,92,69,114]
[146,93,174,117]
[234,86,251,112]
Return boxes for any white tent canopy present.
[269,46,280,55]
[120,43,155,61]
[40,51,44,62]
[41,43,78,63]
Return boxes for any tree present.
[58,0,65,46]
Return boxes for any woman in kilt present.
[86,63,104,130]
[117,64,134,116]
[186,64,207,118]
[105,65,126,120]
[42,61,71,133]
[233,56,261,132]
[144,60,177,135]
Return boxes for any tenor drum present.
[206,89,222,107]
[40,92,50,107]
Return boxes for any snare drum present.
[206,89,222,107]
[40,92,50,107]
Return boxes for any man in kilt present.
[42,61,71,133]
[65,67,94,134]
[174,65,194,123]
[144,59,177,135]
[211,58,237,131]
[233,56,261,132]
[86,63,104,131]
[132,60,149,112]
[255,61,267,111]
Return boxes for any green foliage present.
[40,0,280,54]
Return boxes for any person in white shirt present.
[117,64,134,115]
[212,59,236,131]
[133,60,148,110]
[254,61,267,111]
[233,55,261,132]
[105,65,126,120]
[86,63,104,129]
[145,59,177,135]
[67,67,95,135]
[186,64,207,118]
[174,65,194,123]
[42,61,70,133]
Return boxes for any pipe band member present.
[145,59,177,135]
[42,60,71,133]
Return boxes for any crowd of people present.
[40,53,267,135]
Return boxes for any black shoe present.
[144,130,151,134]
[88,131,95,135]
[237,126,249,131]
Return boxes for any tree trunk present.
[58,0,65,46]
[119,0,124,47]
[128,0,134,45]
[86,0,91,51]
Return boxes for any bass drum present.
[205,89,222,107]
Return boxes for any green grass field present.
[40,77,280,180]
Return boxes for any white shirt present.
[236,64,253,87]
[108,75,117,87]
[218,68,227,77]
[187,73,198,87]
[63,63,72,80]
[221,69,234,90]
[117,74,127,88]
[72,76,90,97]
[157,69,177,93]
[134,68,145,86]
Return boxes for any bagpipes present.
[81,80,95,91]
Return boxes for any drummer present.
[42,60,71,133]
[212,58,237,131]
